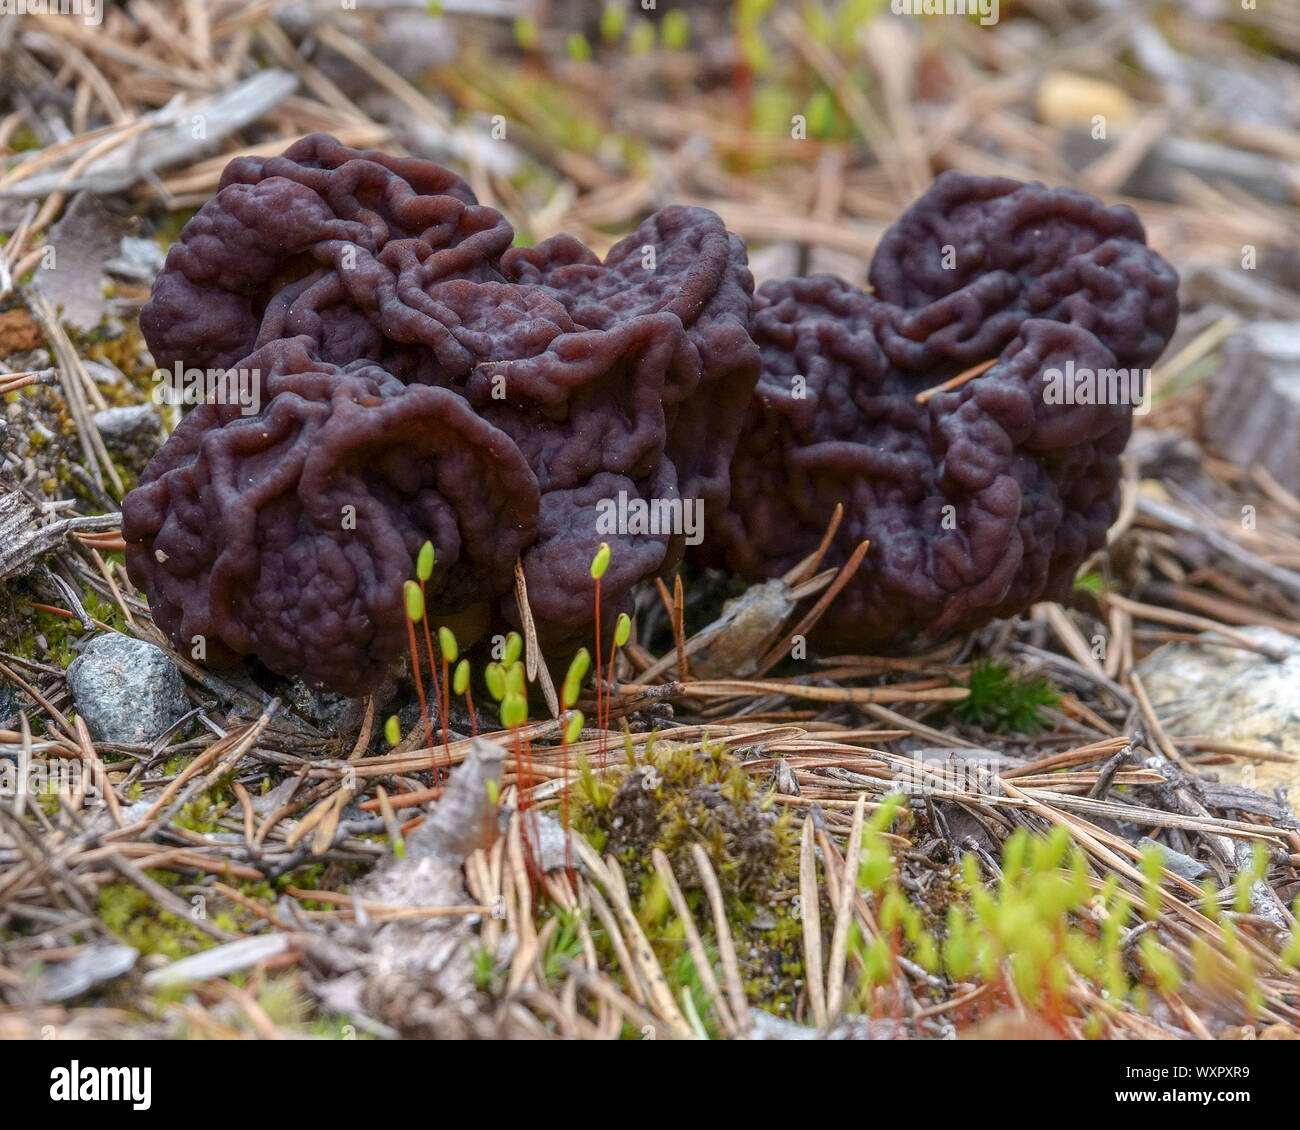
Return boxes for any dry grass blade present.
[1127,670,1197,773]
[689,843,752,1034]
[603,855,691,1038]
[1137,496,1300,605]
[756,539,872,675]
[504,806,539,994]
[142,698,279,829]
[582,878,648,1008]
[514,557,559,718]
[670,676,967,705]
[826,794,866,1018]
[569,967,666,1038]
[914,357,998,405]
[1107,593,1290,660]
[651,848,738,1038]
[799,815,828,1029]
[72,714,121,828]
[783,504,845,587]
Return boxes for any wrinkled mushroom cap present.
[129,137,759,691]
[702,172,1178,650]
[123,340,538,695]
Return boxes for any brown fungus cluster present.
[125,136,760,693]
[124,139,1178,695]
[703,172,1179,650]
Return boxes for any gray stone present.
[91,404,163,474]
[1135,626,1300,792]
[66,634,190,744]
[374,11,458,78]
[1137,837,1210,882]
[82,359,124,386]
[32,943,138,1003]
[0,683,20,727]
[105,236,165,285]
[91,404,161,446]
[1204,323,1300,496]
[522,808,581,875]
[286,676,358,735]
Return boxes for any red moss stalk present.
[465,686,478,736]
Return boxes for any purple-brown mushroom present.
[700,172,1179,651]
[126,136,759,692]
[122,340,538,696]
[125,141,1177,694]
[501,205,759,515]
[140,134,512,378]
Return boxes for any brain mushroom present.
[122,339,538,696]
[140,133,512,378]
[127,136,759,692]
[868,171,1179,372]
[126,142,1175,693]
[501,205,760,516]
[701,172,1179,651]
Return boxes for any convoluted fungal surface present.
[123,340,538,696]
[703,172,1179,650]
[127,136,759,692]
[139,134,511,377]
[501,206,759,514]
[127,142,1176,693]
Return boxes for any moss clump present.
[174,793,230,835]
[8,125,40,151]
[83,319,155,395]
[844,823,1257,1032]
[252,973,312,1029]
[9,595,84,671]
[97,874,231,960]
[577,735,797,899]
[233,863,336,913]
[952,658,1061,734]
[568,735,804,1026]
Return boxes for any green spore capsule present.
[590,541,610,580]
[564,710,584,745]
[438,626,459,663]
[453,658,470,696]
[403,580,424,624]
[384,715,401,747]
[562,648,591,708]
[416,540,435,582]
[505,661,526,697]
[614,611,631,648]
[503,631,523,666]
[501,692,528,729]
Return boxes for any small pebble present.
[66,634,189,744]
